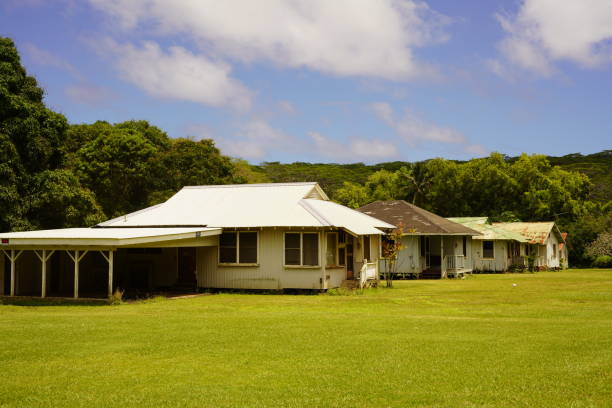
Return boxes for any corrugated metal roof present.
[302,199,394,235]
[358,201,481,235]
[493,222,559,244]
[447,218,529,242]
[98,183,393,234]
[0,227,221,247]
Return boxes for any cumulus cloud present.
[98,39,252,110]
[370,102,487,157]
[371,102,465,145]
[310,132,398,161]
[215,119,296,159]
[65,83,117,106]
[88,0,450,80]
[491,0,612,77]
[23,43,81,78]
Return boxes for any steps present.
[341,280,360,289]
[419,269,442,279]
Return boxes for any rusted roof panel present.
[358,200,481,235]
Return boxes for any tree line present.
[1,37,609,266]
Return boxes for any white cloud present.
[309,132,398,161]
[99,39,252,110]
[88,0,450,80]
[371,102,465,145]
[491,0,612,77]
[65,83,117,106]
[23,43,81,78]
[278,100,297,115]
[216,119,296,159]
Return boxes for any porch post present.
[5,249,23,296]
[67,250,87,299]
[10,250,15,296]
[100,250,114,299]
[74,250,79,298]
[440,238,445,278]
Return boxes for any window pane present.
[220,232,237,263]
[363,236,371,261]
[483,241,494,258]
[239,232,258,263]
[302,233,319,266]
[285,249,300,265]
[326,233,337,266]
[220,232,237,247]
[285,233,300,249]
[220,247,237,263]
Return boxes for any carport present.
[0,227,221,299]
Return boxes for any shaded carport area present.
[0,227,220,299]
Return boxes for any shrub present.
[110,288,124,305]
[592,256,612,268]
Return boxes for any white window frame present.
[284,231,320,268]
[326,232,344,268]
[218,230,259,266]
[482,240,495,260]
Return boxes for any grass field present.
[1,269,610,407]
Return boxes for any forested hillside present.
[0,37,609,265]
[256,151,612,204]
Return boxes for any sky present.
[1,0,611,164]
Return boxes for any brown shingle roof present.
[357,200,481,235]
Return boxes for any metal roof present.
[447,217,529,242]
[98,183,393,234]
[358,200,481,235]
[0,227,221,247]
[493,222,562,245]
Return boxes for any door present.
[177,247,197,288]
[346,236,354,279]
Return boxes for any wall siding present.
[197,229,328,290]
[471,239,508,272]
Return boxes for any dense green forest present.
[1,37,609,266]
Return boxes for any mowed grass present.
[1,270,610,408]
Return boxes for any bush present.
[592,256,612,268]
[110,288,124,305]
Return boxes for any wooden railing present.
[446,254,465,270]
[359,260,378,289]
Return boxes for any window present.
[219,231,258,264]
[420,236,429,256]
[284,232,319,267]
[482,240,494,259]
[462,236,467,257]
[363,236,371,261]
[552,244,557,258]
[326,232,338,266]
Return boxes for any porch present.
[0,227,221,299]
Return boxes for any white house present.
[358,201,481,278]
[448,218,567,271]
[0,183,393,298]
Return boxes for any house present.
[497,222,567,269]
[448,218,568,271]
[447,217,530,272]
[0,183,394,298]
[357,201,481,278]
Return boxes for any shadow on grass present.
[0,296,110,307]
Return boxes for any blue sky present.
[1,0,611,163]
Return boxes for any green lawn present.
[1,270,611,408]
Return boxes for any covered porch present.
[0,227,220,299]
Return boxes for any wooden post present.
[34,250,55,298]
[67,250,88,299]
[10,250,15,296]
[440,237,445,278]
[100,250,114,299]
[2,249,24,296]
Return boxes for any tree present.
[585,232,612,258]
